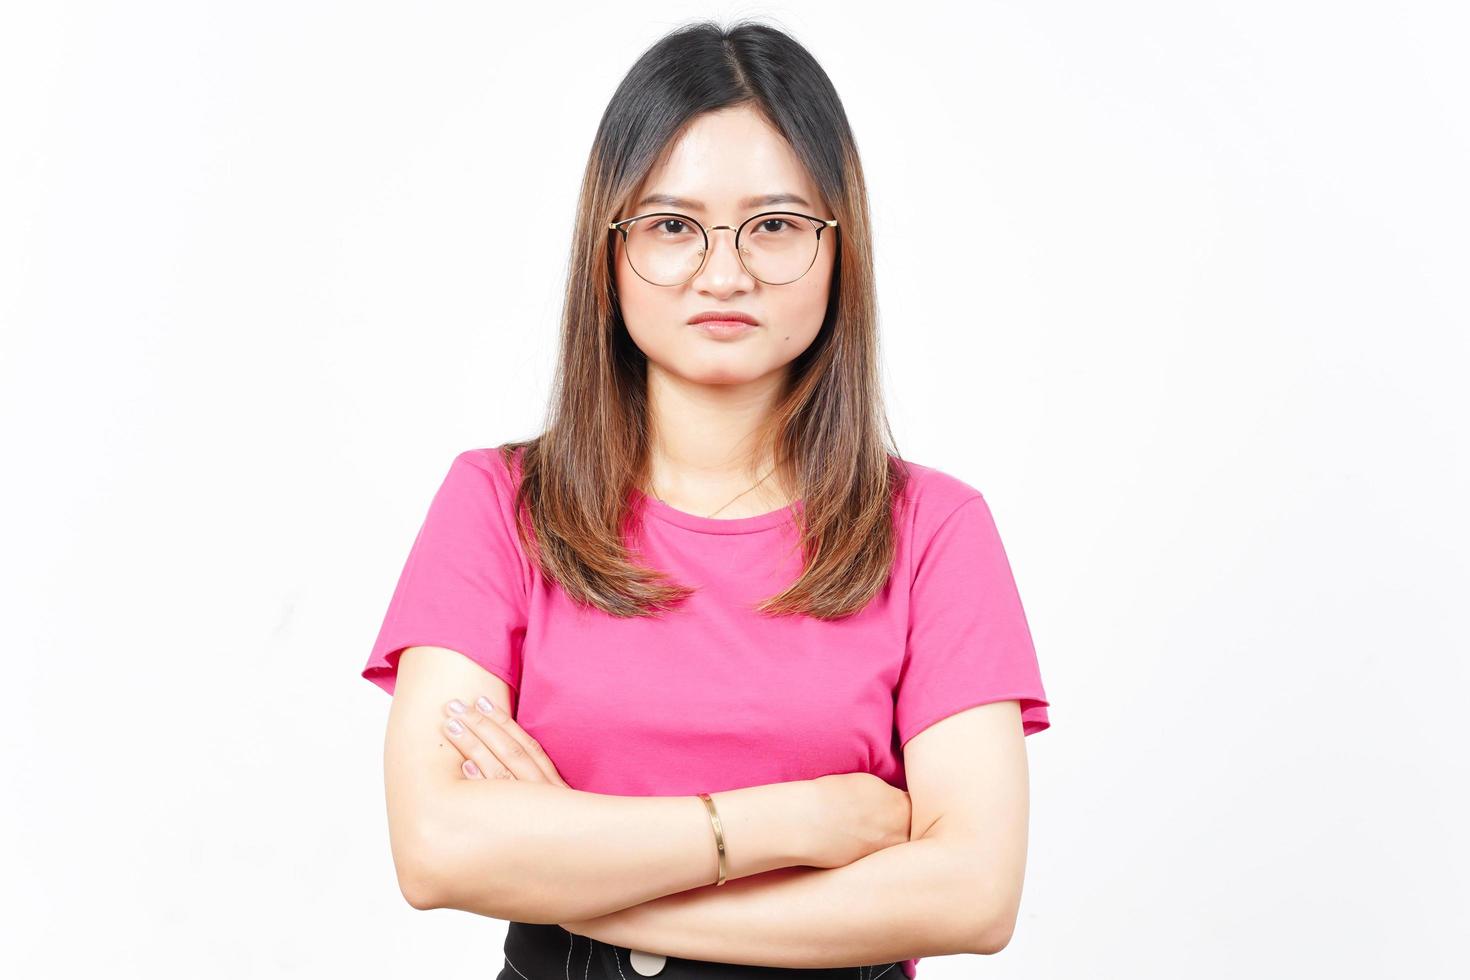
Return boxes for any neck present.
[644,364,793,514]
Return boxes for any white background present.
[2,1,1466,977]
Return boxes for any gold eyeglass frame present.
[607,210,839,286]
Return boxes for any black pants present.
[497,921,904,980]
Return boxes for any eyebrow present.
[634,192,813,211]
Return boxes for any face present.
[611,105,837,386]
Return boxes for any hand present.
[440,697,571,787]
[803,772,912,869]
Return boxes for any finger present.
[471,695,570,787]
[443,697,567,786]
[462,759,484,779]
[457,708,545,783]
[441,715,515,780]
[442,700,518,781]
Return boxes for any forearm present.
[560,835,988,968]
[418,777,815,922]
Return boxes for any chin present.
[672,353,779,386]
[683,366,767,386]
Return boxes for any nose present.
[691,224,753,290]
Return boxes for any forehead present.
[632,107,822,213]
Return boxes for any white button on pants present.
[628,947,667,975]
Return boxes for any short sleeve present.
[361,449,529,701]
[895,493,1050,748]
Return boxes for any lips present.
[688,310,759,325]
[689,318,759,340]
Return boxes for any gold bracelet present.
[697,792,727,886]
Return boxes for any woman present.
[361,19,1051,980]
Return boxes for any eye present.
[656,218,693,235]
[746,215,808,238]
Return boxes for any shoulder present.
[436,446,537,577]
[450,444,527,496]
[889,455,988,537]
[423,446,532,541]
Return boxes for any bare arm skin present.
[375,648,1028,963]
[560,836,987,968]
[558,699,1033,964]
[380,646,820,921]
[424,778,818,922]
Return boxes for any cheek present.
[614,260,670,339]
[774,268,835,345]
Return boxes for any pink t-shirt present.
[362,446,1051,978]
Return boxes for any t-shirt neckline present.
[634,488,803,535]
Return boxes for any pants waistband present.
[498,921,903,980]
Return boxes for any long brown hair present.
[499,18,910,621]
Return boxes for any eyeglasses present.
[608,210,839,286]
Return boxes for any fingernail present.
[463,760,480,777]
[445,718,464,734]
[446,699,467,714]
[476,696,501,719]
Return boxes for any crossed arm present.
[380,647,1030,966]
[557,832,1004,968]
[553,698,1030,966]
